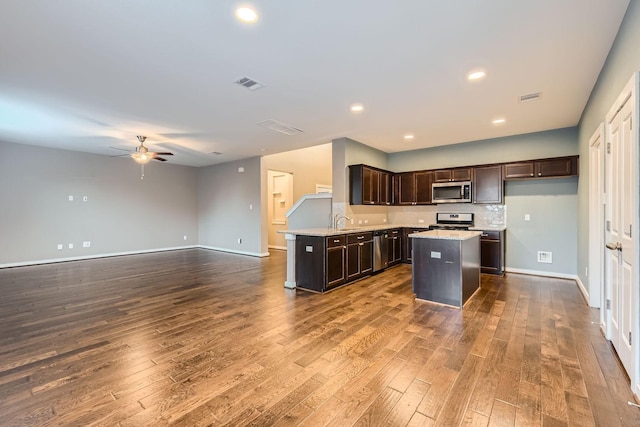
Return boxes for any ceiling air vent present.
[234,76,264,91]
[519,92,542,103]
[209,151,223,156]
[257,119,303,136]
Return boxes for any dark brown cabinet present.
[402,227,429,263]
[398,171,433,205]
[433,167,472,182]
[473,165,503,204]
[504,156,578,180]
[349,165,392,205]
[387,228,402,266]
[479,230,504,275]
[346,232,373,280]
[295,235,347,292]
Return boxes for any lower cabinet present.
[479,230,505,275]
[387,228,402,266]
[295,232,372,293]
[347,232,373,280]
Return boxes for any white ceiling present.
[0,1,630,167]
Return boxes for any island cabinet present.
[433,167,472,183]
[349,165,392,205]
[387,228,402,266]
[479,230,505,275]
[397,171,433,205]
[473,165,503,204]
[346,232,373,280]
[295,235,347,292]
[410,230,481,308]
[504,156,578,180]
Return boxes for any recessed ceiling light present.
[403,134,414,141]
[492,118,506,125]
[235,6,259,23]
[350,103,364,113]
[467,70,486,81]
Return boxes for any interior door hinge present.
[606,220,611,231]
[607,299,611,310]
[629,332,632,345]
[607,142,611,154]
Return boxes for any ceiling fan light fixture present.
[131,152,153,164]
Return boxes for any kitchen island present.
[409,230,482,308]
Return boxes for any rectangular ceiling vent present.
[519,92,542,103]
[257,119,303,136]
[234,76,264,91]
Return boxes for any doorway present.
[267,170,293,250]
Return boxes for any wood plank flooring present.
[0,248,639,426]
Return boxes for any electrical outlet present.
[238,238,242,244]
[68,243,74,249]
[383,218,387,223]
[83,196,88,202]
[249,204,253,210]
[83,241,91,248]
[184,235,187,240]
[364,219,368,224]
[418,219,424,224]
[537,251,552,263]
[57,244,63,250]
[68,195,74,202]
[525,214,531,221]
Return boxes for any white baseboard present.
[198,245,270,258]
[505,267,577,281]
[268,245,287,251]
[574,276,590,304]
[0,245,198,268]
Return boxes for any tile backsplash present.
[334,202,506,228]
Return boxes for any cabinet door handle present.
[359,243,364,246]
[530,173,534,176]
[333,239,340,243]
[357,236,364,239]
[481,234,489,237]
[538,172,542,176]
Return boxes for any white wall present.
[0,140,198,266]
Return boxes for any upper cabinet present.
[349,155,578,205]
[433,167,472,182]
[504,156,578,180]
[349,165,392,205]
[397,171,433,205]
[473,165,503,204]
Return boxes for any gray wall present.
[388,127,578,171]
[198,156,266,256]
[0,140,198,266]
[577,0,640,299]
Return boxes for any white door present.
[604,76,637,383]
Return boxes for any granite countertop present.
[281,224,504,237]
[408,230,483,240]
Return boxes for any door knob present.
[606,242,622,251]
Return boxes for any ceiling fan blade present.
[109,146,132,152]
[152,152,173,156]
[153,156,168,162]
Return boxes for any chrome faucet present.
[333,213,351,230]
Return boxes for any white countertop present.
[408,230,482,240]
[280,224,504,237]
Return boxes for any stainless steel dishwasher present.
[373,230,389,272]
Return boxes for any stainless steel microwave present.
[432,181,472,203]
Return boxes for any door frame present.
[588,124,605,319]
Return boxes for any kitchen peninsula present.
[409,229,481,308]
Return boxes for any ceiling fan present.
[129,136,173,164]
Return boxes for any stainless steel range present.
[428,212,474,230]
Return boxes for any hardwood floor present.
[0,248,639,426]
